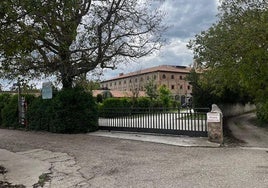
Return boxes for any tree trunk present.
[62,75,73,89]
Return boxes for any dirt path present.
[225,113,268,148]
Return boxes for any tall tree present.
[188,0,268,102]
[0,0,166,88]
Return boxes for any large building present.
[100,65,193,103]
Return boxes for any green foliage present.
[0,0,165,88]
[256,100,268,124]
[27,97,52,131]
[157,85,172,108]
[28,87,98,133]
[134,97,151,108]
[0,94,11,125]
[1,94,19,128]
[74,74,100,91]
[0,93,39,128]
[101,98,132,108]
[188,0,268,106]
[144,78,158,100]
[186,70,253,108]
[99,98,132,117]
[96,94,103,103]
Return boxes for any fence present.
[98,108,208,137]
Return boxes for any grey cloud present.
[101,0,219,80]
[161,0,218,40]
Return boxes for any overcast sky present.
[100,0,220,80]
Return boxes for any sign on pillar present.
[207,111,223,144]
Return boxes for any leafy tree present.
[73,74,100,91]
[188,0,268,103]
[144,78,158,100]
[0,0,166,89]
[187,69,253,108]
[157,85,172,108]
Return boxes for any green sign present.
[42,82,52,99]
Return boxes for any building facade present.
[100,65,193,103]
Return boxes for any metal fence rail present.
[98,108,208,137]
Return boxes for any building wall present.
[100,69,192,101]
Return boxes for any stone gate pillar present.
[207,104,223,144]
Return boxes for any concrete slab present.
[0,149,50,188]
[89,130,220,147]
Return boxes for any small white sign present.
[42,82,53,99]
[207,112,221,122]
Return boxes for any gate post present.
[207,104,223,144]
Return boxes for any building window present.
[119,81,121,85]
[171,85,175,90]
[171,75,174,79]
[129,79,132,83]
[154,75,157,79]
[188,85,191,90]
[114,82,116,86]
[180,85,183,89]
[180,75,183,80]
[140,77,143,82]
[110,83,112,86]
[162,74,166,79]
[147,76,150,80]
[124,80,126,84]
[135,78,137,83]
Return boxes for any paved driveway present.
[226,112,268,148]
[0,129,267,188]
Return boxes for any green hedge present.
[27,87,98,133]
[0,94,11,126]
[0,94,35,128]
[1,94,19,128]
[98,98,132,117]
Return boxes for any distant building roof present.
[101,65,191,82]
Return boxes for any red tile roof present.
[102,65,191,82]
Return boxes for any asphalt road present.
[0,129,267,188]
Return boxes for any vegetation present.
[187,69,253,108]
[28,87,98,133]
[144,78,158,100]
[188,0,268,123]
[0,0,165,89]
[98,85,179,117]
[157,85,173,108]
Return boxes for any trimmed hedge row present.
[98,97,180,118]
[0,87,99,133]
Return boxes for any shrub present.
[99,98,132,117]
[0,94,11,125]
[135,97,151,108]
[27,97,52,131]
[28,87,98,133]
[96,94,103,103]
[256,100,268,124]
[1,94,36,128]
[1,95,19,128]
